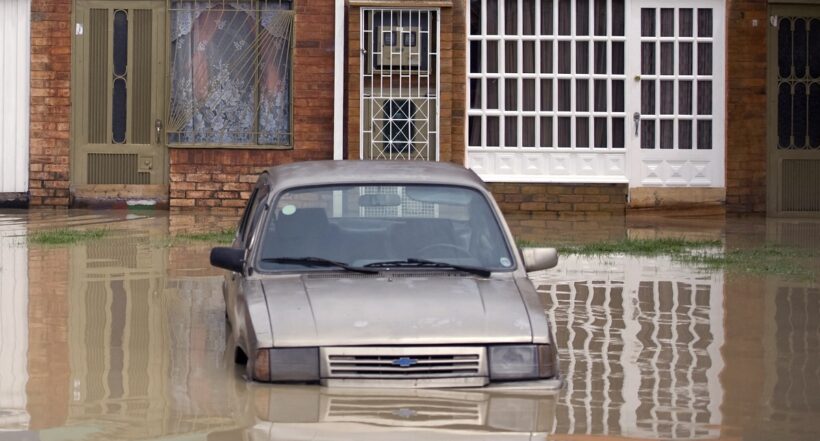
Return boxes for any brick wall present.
[29,0,72,206]
[169,0,336,211]
[346,1,466,164]
[725,0,768,213]
[488,183,627,219]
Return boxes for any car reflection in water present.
[209,385,556,441]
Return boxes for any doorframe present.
[70,0,168,194]
[766,2,820,216]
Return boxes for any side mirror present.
[210,247,245,273]
[520,247,558,272]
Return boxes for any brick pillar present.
[29,0,72,207]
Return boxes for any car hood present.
[260,274,533,347]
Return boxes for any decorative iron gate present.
[361,9,439,161]
[768,7,820,215]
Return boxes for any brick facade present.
[488,183,627,218]
[725,0,768,213]
[29,0,72,207]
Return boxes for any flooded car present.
[210,160,561,389]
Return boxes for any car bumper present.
[320,375,563,391]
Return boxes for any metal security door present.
[72,1,166,187]
[627,0,725,189]
[361,9,439,161]
[768,7,820,216]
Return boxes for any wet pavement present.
[0,209,818,440]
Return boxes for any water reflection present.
[0,211,818,440]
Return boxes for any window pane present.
[505,78,518,110]
[576,41,589,74]
[810,19,820,78]
[505,0,517,34]
[642,42,655,75]
[778,82,791,148]
[594,0,607,36]
[523,0,535,34]
[558,79,571,111]
[522,117,536,146]
[697,80,712,115]
[523,41,536,73]
[470,79,481,109]
[679,80,693,114]
[697,120,712,149]
[469,0,481,35]
[642,119,655,149]
[594,41,607,74]
[793,83,807,148]
[661,8,674,37]
[660,120,673,149]
[541,79,553,110]
[112,78,127,143]
[558,41,571,73]
[487,78,499,108]
[558,117,571,146]
[470,41,481,73]
[612,0,625,36]
[468,116,481,146]
[505,116,518,146]
[661,80,673,114]
[679,120,692,149]
[523,79,536,111]
[698,42,713,75]
[612,80,624,112]
[594,117,607,148]
[811,83,820,147]
[661,42,673,75]
[577,117,589,147]
[487,41,499,72]
[779,18,792,79]
[487,116,500,146]
[612,41,624,74]
[113,10,128,76]
[505,41,517,73]
[577,79,589,112]
[794,19,807,78]
[559,0,571,35]
[641,80,655,114]
[577,0,589,36]
[541,40,553,73]
[698,9,712,37]
[487,0,499,34]
[594,80,607,112]
[540,116,553,147]
[679,8,693,37]
[612,117,624,148]
[541,0,554,34]
[642,9,655,37]
[679,42,693,75]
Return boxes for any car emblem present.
[391,357,418,368]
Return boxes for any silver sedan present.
[211,160,561,390]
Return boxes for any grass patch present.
[171,229,235,245]
[29,228,109,245]
[518,237,817,281]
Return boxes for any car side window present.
[243,187,270,246]
[237,188,260,243]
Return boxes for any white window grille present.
[361,9,440,161]
[467,0,628,182]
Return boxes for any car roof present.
[263,160,489,193]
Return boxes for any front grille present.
[325,395,483,425]
[322,347,487,379]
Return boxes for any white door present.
[0,0,30,194]
[627,0,725,188]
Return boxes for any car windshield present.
[257,184,515,272]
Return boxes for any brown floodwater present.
[0,209,818,440]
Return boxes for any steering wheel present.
[417,243,472,258]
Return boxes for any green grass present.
[518,237,817,281]
[29,228,109,245]
[171,229,235,245]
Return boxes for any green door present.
[72,0,166,190]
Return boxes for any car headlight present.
[254,347,319,382]
[488,344,555,381]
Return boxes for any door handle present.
[155,119,163,144]
[633,112,641,136]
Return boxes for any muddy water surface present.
[0,210,818,440]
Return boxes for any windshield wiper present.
[364,258,492,278]
[261,257,379,274]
